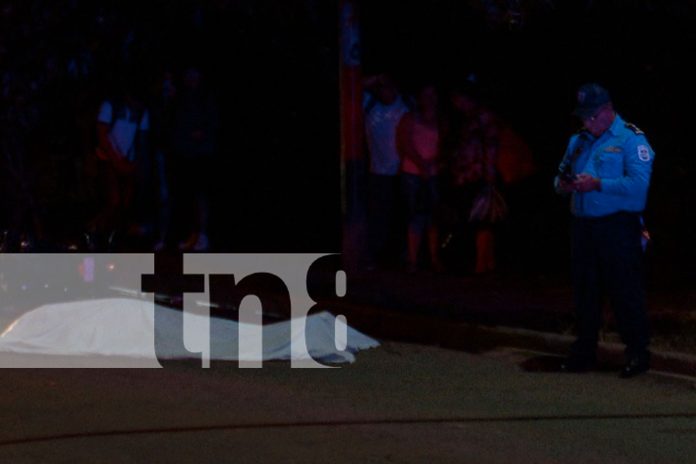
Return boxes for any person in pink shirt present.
[396,84,444,272]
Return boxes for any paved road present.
[1,343,695,463]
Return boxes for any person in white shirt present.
[88,84,149,249]
[363,74,408,268]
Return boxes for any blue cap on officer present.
[573,83,611,119]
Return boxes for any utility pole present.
[339,0,367,271]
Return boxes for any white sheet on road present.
[0,298,379,364]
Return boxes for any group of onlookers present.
[364,74,535,274]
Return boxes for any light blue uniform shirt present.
[555,114,655,218]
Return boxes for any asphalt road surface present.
[1,342,695,463]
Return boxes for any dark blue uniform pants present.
[571,212,650,359]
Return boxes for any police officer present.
[555,83,654,378]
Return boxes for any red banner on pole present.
[339,0,367,268]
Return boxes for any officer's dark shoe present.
[560,355,596,373]
[619,356,650,378]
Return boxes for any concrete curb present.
[332,300,696,379]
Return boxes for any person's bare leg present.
[428,225,444,272]
[475,228,495,274]
[407,227,421,272]
[485,232,496,272]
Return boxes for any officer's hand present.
[557,179,575,193]
[573,173,601,192]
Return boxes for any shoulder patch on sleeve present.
[624,122,644,135]
[637,145,651,162]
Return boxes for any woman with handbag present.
[447,88,506,274]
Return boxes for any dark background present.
[1,0,694,287]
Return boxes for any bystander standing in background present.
[363,73,409,269]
